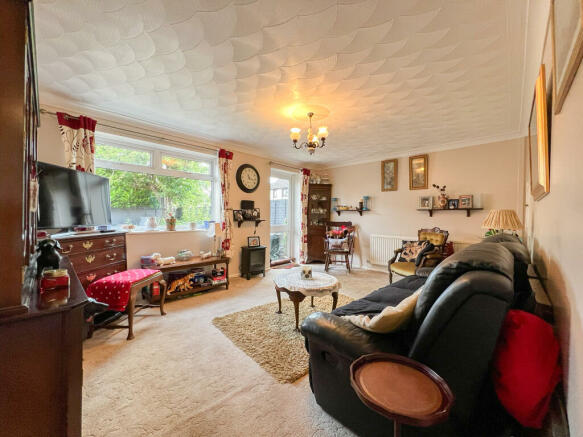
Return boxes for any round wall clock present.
[236,164,260,193]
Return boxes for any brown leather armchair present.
[388,227,449,284]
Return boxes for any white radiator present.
[369,234,415,266]
[369,236,477,266]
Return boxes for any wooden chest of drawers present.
[55,232,127,290]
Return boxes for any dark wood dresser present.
[55,231,127,289]
[307,184,332,263]
[0,3,88,435]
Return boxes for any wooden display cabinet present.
[307,184,332,263]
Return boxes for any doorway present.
[270,169,295,263]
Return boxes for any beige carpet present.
[213,294,353,383]
[82,266,391,437]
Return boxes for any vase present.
[438,194,448,209]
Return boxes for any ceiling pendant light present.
[290,112,328,155]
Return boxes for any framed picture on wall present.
[381,159,398,191]
[553,0,583,113]
[529,65,551,201]
[247,236,260,247]
[409,154,428,190]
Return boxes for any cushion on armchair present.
[419,230,447,246]
[397,240,434,264]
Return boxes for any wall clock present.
[236,164,260,193]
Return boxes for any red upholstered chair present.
[86,269,167,340]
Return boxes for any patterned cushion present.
[86,269,160,312]
[398,240,432,263]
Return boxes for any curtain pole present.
[40,108,218,154]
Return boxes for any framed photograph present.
[447,199,459,209]
[458,195,473,208]
[553,0,583,113]
[529,65,551,200]
[409,154,428,190]
[381,159,398,191]
[247,236,260,247]
[252,208,260,219]
[233,210,244,222]
[417,196,433,210]
[242,209,254,220]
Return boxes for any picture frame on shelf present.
[448,199,459,209]
[248,236,260,247]
[409,154,428,190]
[418,196,433,210]
[381,159,398,191]
[233,210,244,222]
[529,64,551,201]
[459,195,473,208]
[553,0,583,113]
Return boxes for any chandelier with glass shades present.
[289,112,329,155]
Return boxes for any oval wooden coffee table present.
[273,268,340,331]
[350,353,454,437]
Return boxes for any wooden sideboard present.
[307,184,332,263]
[55,231,127,290]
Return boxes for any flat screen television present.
[37,162,112,229]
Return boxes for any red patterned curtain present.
[218,149,233,255]
[57,112,97,173]
[299,168,311,263]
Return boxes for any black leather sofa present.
[301,237,534,436]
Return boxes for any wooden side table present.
[350,353,454,437]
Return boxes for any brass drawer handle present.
[105,238,117,245]
[105,253,117,261]
[106,270,119,276]
[82,241,93,250]
[85,255,96,263]
[86,273,97,282]
[61,244,73,254]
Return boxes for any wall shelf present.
[335,208,368,217]
[417,208,483,217]
[235,219,265,228]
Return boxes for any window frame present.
[94,132,219,228]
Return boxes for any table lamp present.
[481,209,522,236]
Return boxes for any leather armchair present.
[388,227,449,284]
[302,243,516,436]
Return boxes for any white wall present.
[324,138,524,269]
[37,112,273,276]
[522,2,582,434]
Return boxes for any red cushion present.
[492,310,562,428]
[86,269,160,312]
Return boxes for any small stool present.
[86,269,167,340]
[350,353,454,437]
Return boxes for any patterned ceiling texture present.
[35,0,527,165]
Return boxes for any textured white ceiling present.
[35,0,527,166]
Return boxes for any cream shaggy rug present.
[82,266,391,437]
[213,294,353,383]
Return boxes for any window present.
[94,133,217,231]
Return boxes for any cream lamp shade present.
[481,209,523,231]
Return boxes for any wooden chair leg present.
[127,294,136,340]
[345,253,350,272]
[389,267,393,284]
[325,252,330,272]
[158,279,167,316]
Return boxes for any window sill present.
[124,229,209,235]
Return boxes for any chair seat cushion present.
[390,261,416,277]
[86,269,160,312]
